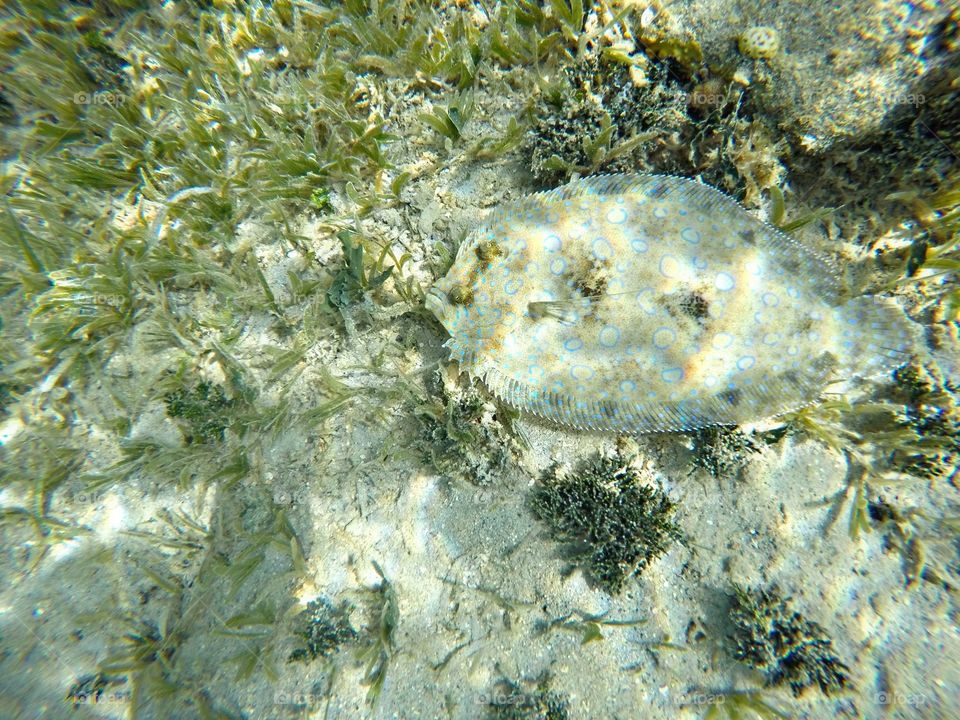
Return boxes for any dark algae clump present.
[414,369,518,485]
[729,585,851,697]
[163,379,234,444]
[486,678,569,720]
[530,452,683,594]
[689,426,764,479]
[288,597,357,663]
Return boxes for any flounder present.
[425,174,918,432]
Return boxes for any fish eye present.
[447,285,473,305]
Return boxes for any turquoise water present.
[0,2,957,719]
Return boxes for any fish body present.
[426,174,917,432]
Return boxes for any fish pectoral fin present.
[527,298,593,325]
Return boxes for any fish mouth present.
[424,287,446,321]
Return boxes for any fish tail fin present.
[836,296,921,378]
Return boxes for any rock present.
[665,0,954,150]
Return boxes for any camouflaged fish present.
[425,174,918,432]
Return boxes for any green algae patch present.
[530,452,683,594]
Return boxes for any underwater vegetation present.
[530,452,683,594]
[891,360,960,484]
[325,230,394,313]
[778,357,960,593]
[354,560,399,705]
[485,676,570,720]
[164,378,234,445]
[413,367,523,485]
[689,426,765,480]
[728,585,850,697]
[525,19,787,206]
[287,596,357,663]
[66,671,128,707]
[695,689,790,720]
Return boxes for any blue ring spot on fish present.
[762,292,779,307]
[599,325,620,347]
[680,227,701,244]
[737,356,756,371]
[619,380,637,393]
[631,237,649,253]
[571,364,594,381]
[606,207,628,224]
[563,337,583,352]
[543,234,562,252]
[635,289,657,315]
[712,332,734,349]
[549,257,566,275]
[662,367,684,383]
[504,278,523,295]
[659,255,681,278]
[653,327,676,349]
[715,272,735,291]
[653,205,669,218]
[592,237,613,260]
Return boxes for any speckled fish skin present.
[426,174,918,432]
